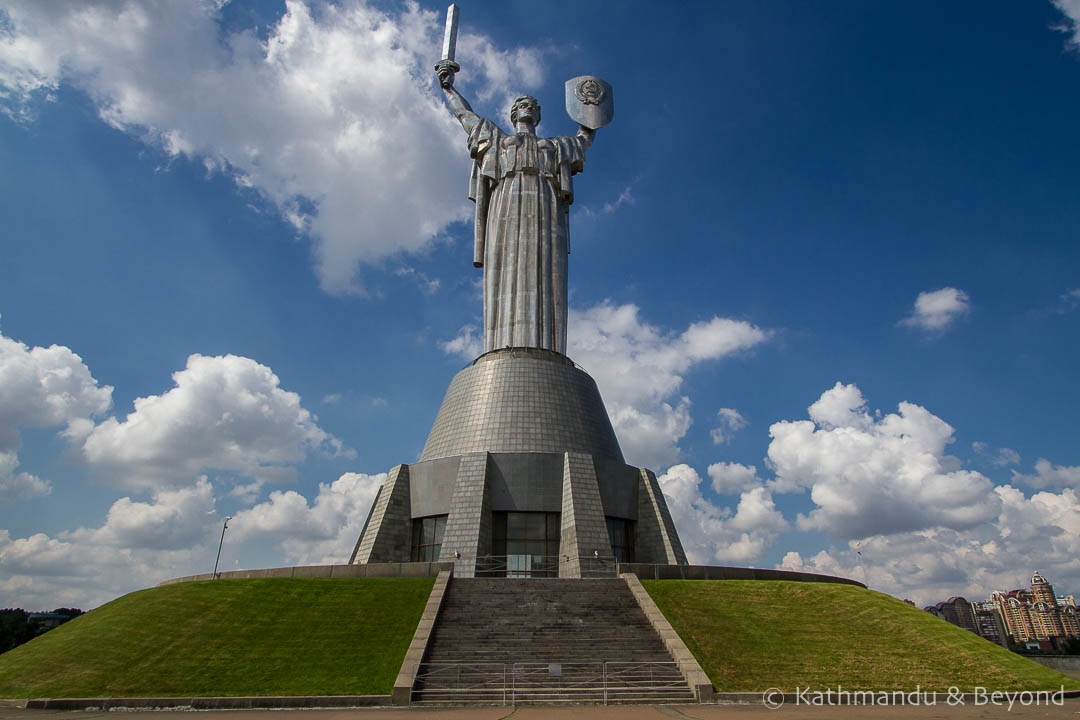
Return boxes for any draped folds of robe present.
[468,118,587,356]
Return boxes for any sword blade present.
[441,4,459,61]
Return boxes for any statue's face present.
[511,96,540,126]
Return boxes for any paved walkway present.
[3,700,1079,719]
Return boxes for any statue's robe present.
[468,119,587,355]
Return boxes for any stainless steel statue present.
[435,5,612,356]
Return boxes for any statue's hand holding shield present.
[565,76,613,130]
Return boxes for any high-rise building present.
[924,596,976,632]
[1061,606,1080,638]
[991,572,1078,650]
[993,589,1037,644]
[1031,571,1057,607]
[971,600,1008,647]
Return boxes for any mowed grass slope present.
[0,577,434,698]
[643,580,1080,692]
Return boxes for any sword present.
[442,4,458,63]
[436,4,460,85]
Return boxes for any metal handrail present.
[474,554,560,577]
[412,660,695,705]
[468,554,620,578]
[570,554,618,578]
[412,662,507,705]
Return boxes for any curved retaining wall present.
[618,563,866,588]
[160,562,862,587]
[158,562,453,585]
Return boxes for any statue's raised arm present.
[435,59,480,136]
[434,6,612,357]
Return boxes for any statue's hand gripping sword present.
[435,4,459,88]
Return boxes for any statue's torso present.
[498,133,557,177]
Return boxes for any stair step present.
[413,578,696,704]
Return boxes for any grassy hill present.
[0,577,434,698]
[643,579,1080,692]
[3,575,1074,699]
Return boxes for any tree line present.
[0,608,84,653]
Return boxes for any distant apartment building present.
[1032,571,1056,606]
[971,600,1008,647]
[922,595,1011,648]
[991,571,1079,651]
[1061,605,1080,638]
[924,596,977,632]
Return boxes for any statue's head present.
[510,95,541,126]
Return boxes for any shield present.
[565,76,613,130]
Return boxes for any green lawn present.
[0,577,434,698]
[643,579,1080,693]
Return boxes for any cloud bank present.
[0,0,544,293]
[81,353,344,493]
[0,472,380,609]
[768,382,999,539]
[0,325,374,609]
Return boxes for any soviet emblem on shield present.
[565,75,614,130]
[575,78,606,105]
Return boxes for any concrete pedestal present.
[351,348,686,576]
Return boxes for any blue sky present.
[1,0,1079,609]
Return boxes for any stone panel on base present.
[353,465,411,564]
[560,451,614,578]
[440,451,492,577]
[636,468,688,565]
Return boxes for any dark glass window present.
[606,517,635,563]
[411,515,447,562]
[491,511,560,577]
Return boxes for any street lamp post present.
[212,516,233,579]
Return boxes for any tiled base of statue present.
[350,348,687,578]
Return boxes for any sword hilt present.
[435,59,460,88]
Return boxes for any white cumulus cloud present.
[0,458,50,505]
[0,480,219,609]
[230,471,383,565]
[780,484,1080,606]
[658,464,787,565]
[81,353,342,492]
[71,478,218,552]
[568,303,771,469]
[0,0,546,293]
[0,471,385,609]
[706,461,762,495]
[767,382,999,539]
[900,287,970,332]
[710,407,747,445]
[0,329,113,503]
[1011,458,1080,490]
[441,324,482,360]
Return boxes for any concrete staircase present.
[412,578,695,704]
